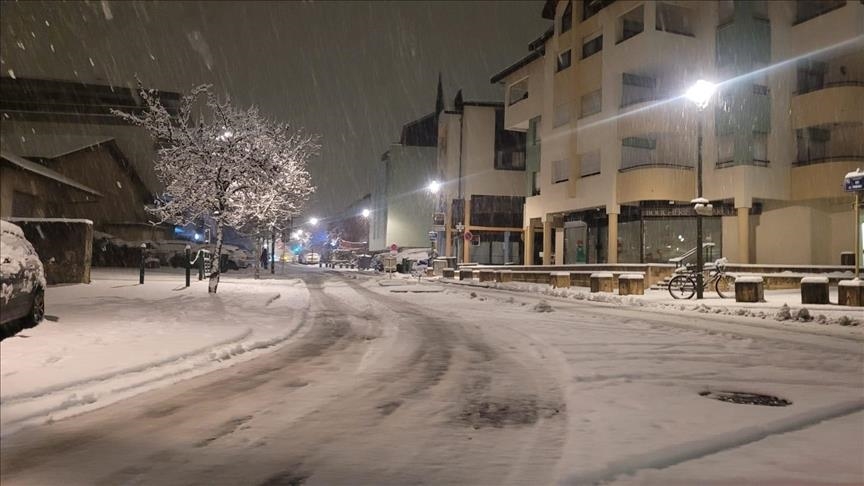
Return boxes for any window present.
[495,151,526,170]
[617,6,644,43]
[552,159,570,183]
[752,133,768,163]
[621,73,656,107]
[752,84,769,96]
[717,135,734,164]
[557,50,572,72]
[656,3,694,37]
[796,127,830,165]
[580,90,602,118]
[795,1,846,24]
[508,78,529,105]
[582,32,603,59]
[583,0,615,21]
[621,137,657,170]
[579,151,601,177]
[796,60,827,94]
[554,103,571,127]
[494,108,526,170]
[717,0,734,25]
[470,195,524,228]
[532,172,541,195]
[560,1,573,33]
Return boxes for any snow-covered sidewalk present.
[0,268,309,436]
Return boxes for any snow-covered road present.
[1,266,862,485]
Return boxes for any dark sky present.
[1,1,549,217]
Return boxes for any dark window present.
[582,34,603,59]
[494,108,526,170]
[795,1,846,24]
[451,198,465,227]
[618,6,644,43]
[796,60,827,94]
[561,2,573,33]
[752,84,769,96]
[557,50,572,72]
[532,172,541,196]
[470,195,525,228]
[656,3,694,37]
[621,73,656,107]
[508,79,529,105]
[583,0,616,21]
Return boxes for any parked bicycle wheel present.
[714,274,736,298]
[668,275,696,299]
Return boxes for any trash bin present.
[401,258,413,273]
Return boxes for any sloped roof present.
[0,150,103,197]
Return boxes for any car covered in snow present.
[299,252,320,265]
[1,220,46,339]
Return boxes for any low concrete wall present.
[465,264,675,287]
[11,218,93,284]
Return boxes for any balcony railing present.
[792,155,864,167]
[618,163,694,173]
[716,159,770,169]
[794,80,864,96]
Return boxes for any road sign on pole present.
[463,230,473,241]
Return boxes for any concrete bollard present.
[800,276,829,305]
[590,272,614,293]
[550,271,571,288]
[838,279,864,306]
[735,276,765,303]
[618,273,645,295]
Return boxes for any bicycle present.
[668,257,735,299]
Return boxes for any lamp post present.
[361,208,371,254]
[428,181,443,260]
[684,80,717,299]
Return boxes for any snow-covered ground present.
[1,267,309,436]
[2,266,862,484]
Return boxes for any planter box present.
[550,271,571,288]
[478,270,495,282]
[590,272,614,293]
[618,273,645,296]
[838,279,864,307]
[442,268,455,279]
[459,269,474,281]
[735,276,764,303]
[800,276,829,305]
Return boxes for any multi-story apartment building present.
[436,92,530,264]
[492,0,863,266]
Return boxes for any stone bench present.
[618,273,645,296]
[550,271,571,288]
[478,269,495,282]
[735,276,764,303]
[838,279,864,307]
[459,269,474,281]
[590,272,614,293]
[800,276,829,305]
[442,268,455,279]
[495,270,513,283]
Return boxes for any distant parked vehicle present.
[299,252,320,265]
[1,220,46,339]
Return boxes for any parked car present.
[1,220,46,339]
[299,252,320,265]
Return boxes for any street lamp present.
[309,217,319,226]
[361,208,370,254]
[428,180,441,194]
[684,79,717,299]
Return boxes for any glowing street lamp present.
[428,180,441,194]
[361,208,370,218]
[309,217,319,226]
[685,79,716,299]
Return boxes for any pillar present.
[542,219,553,266]
[463,199,471,263]
[555,227,565,265]
[737,207,750,264]
[524,226,534,266]
[607,212,618,264]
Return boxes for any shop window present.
[580,89,602,118]
[557,49,572,72]
[552,159,570,184]
[656,3,694,37]
[560,1,573,33]
[617,6,644,43]
[580,150,601,177]
[508,78,529,105]
[582,32,603,59]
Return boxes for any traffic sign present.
[844,170,864,192]
[463,230,473,241]
[390,243,398,251]
[428,231,437,241]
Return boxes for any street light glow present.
[428,180,441,194]
[684,80,717,110]
[309,217,319,226]
[361,208,370,218]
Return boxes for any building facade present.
[493,0,863,266]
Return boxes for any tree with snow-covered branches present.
[113,84,318,293]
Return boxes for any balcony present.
[617,98,696,138]
[791,84,864,130]
[791,156,864,200]
[788,1,864,57]
[617,166,694,204]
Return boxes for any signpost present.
[845,169,863,279]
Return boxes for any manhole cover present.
[699,390,792,407]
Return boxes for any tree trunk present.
[209,224,224,293]
[253,235,261,280]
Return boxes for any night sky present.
[0,1,549,217]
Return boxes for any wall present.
[11,219,93,284]
[462,106,528,199]
[384,144,437,249]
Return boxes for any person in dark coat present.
[261,247,269,269]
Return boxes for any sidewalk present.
[0,268,309,436]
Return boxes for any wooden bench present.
[550,271,571,288]
[590,272,614,293]
[735,276,764,303]
[838,279,864,307]
[800,276,829,305]
[618,273,645,296]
